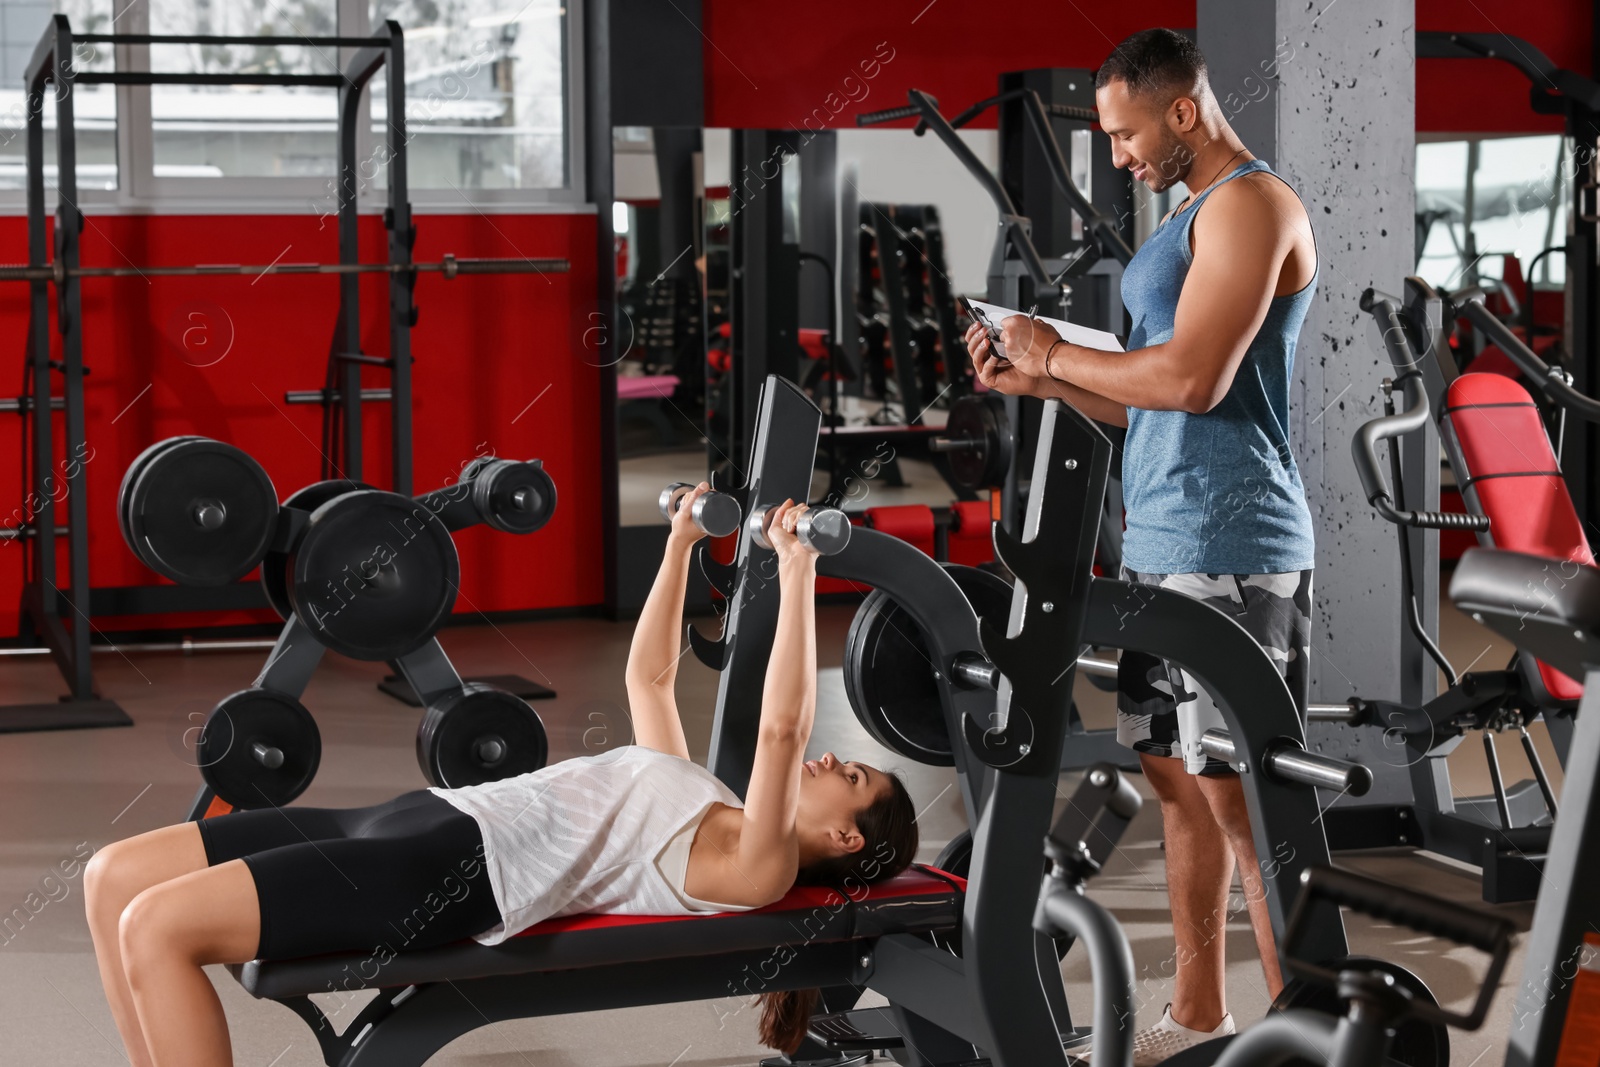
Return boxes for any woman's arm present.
[713,501,817,905]
[623,482,714,759]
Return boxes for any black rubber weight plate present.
[288,490,460,661]
[842,564,1013,766]
[125,438,278,586]
[196,689,321,810]
[1270,957,1449,1067]
[118,436,205,560]
[417,684,549,788]
[262,480,374,620]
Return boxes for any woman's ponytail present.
[758,988,820,1054]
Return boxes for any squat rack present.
[8,16,568,731]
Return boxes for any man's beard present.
[1144,128,1195,193]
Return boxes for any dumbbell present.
[745,503,852,555]
[659,482,743,537]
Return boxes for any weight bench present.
[230,866,962,1067]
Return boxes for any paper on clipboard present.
[967,298,1125,353]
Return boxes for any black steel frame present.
[11,16,424,727]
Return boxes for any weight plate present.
[118,436,204,557]
[124,437,278,586]
[472,459,558,535]
[196,689,321,810]
[943,394,1013,489]
[288,490,460,661]
[842,564,1013,766]
[261,480,374,620]
[418,683,549,788]
[1271,957,1449,1067]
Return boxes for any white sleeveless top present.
[429,745,754,945]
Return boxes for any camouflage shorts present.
[1115,568,1313,775]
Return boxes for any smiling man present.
[964,27,1317,1066]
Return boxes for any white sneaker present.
[1069,1004,1236,1066]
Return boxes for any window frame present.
[0,0,587,215]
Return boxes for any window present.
[370,0,570,192]
[0,0,580,208]
[146,0,341,181]
[0,0,118,191]
[1415,134,1570,291]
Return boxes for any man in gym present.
[965,28,1316,1065]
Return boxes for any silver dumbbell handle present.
[658,482,742,538]
[746,504,853,556]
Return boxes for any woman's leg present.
[119,860,261,1067]
[85,801,363,1066]
[83,823,210,1067]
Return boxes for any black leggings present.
[197,790,502,961]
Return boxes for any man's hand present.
[965,320,1040,396]
[997,314,1064,383]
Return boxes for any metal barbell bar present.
[1200,727,1373,796]
[0,253,569,285]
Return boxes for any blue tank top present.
[1118,158,1316,575]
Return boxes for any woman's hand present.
[764,499,819,569]
[965,319,1044,396]
[668,481,714,548]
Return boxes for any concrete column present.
[1201,0,1417,705]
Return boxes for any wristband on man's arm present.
[1045,340,1069,383]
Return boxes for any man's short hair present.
[1095,28,1209,102]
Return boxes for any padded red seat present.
[1442,373,1594,702]
[233,865,963,1000]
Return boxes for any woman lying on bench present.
[84,488,918,1067]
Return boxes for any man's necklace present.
[1177,146,1249,214]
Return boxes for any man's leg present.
[1140,752,1236,1032]
[1194,773,1284,1000]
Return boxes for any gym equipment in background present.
[1313,279,1588,902]
[1449,548,1600,1067]
[6,15,571,734]
[118,437,558,819]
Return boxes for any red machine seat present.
[1442,373,1595,702]
[234,865,964,1000]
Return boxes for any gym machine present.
[1449,548,1600,1067]
[857,77,1134,537]
[5,15,569,732]
[115,438,559,822]
[709,378,1430,1065]
[1313,278,1586,902]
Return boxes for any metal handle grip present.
[856,104,924,126]
[1201,729,1373,796]
[746,504,852,555]
[659,482,742,538]
[1300,865,1513,955]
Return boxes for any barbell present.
[0,253,569,285]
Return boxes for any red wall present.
[0,211,603,638]
[1418,0,1594,133]
[702,0,1592,135]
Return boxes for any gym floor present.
[0,595,1548,1065]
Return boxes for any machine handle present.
[1282,864,1515,1031]
[1451,291,1600,424]
[1301,866,1513,954]
[855,104,925,126]
[1201,729,1373,796]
